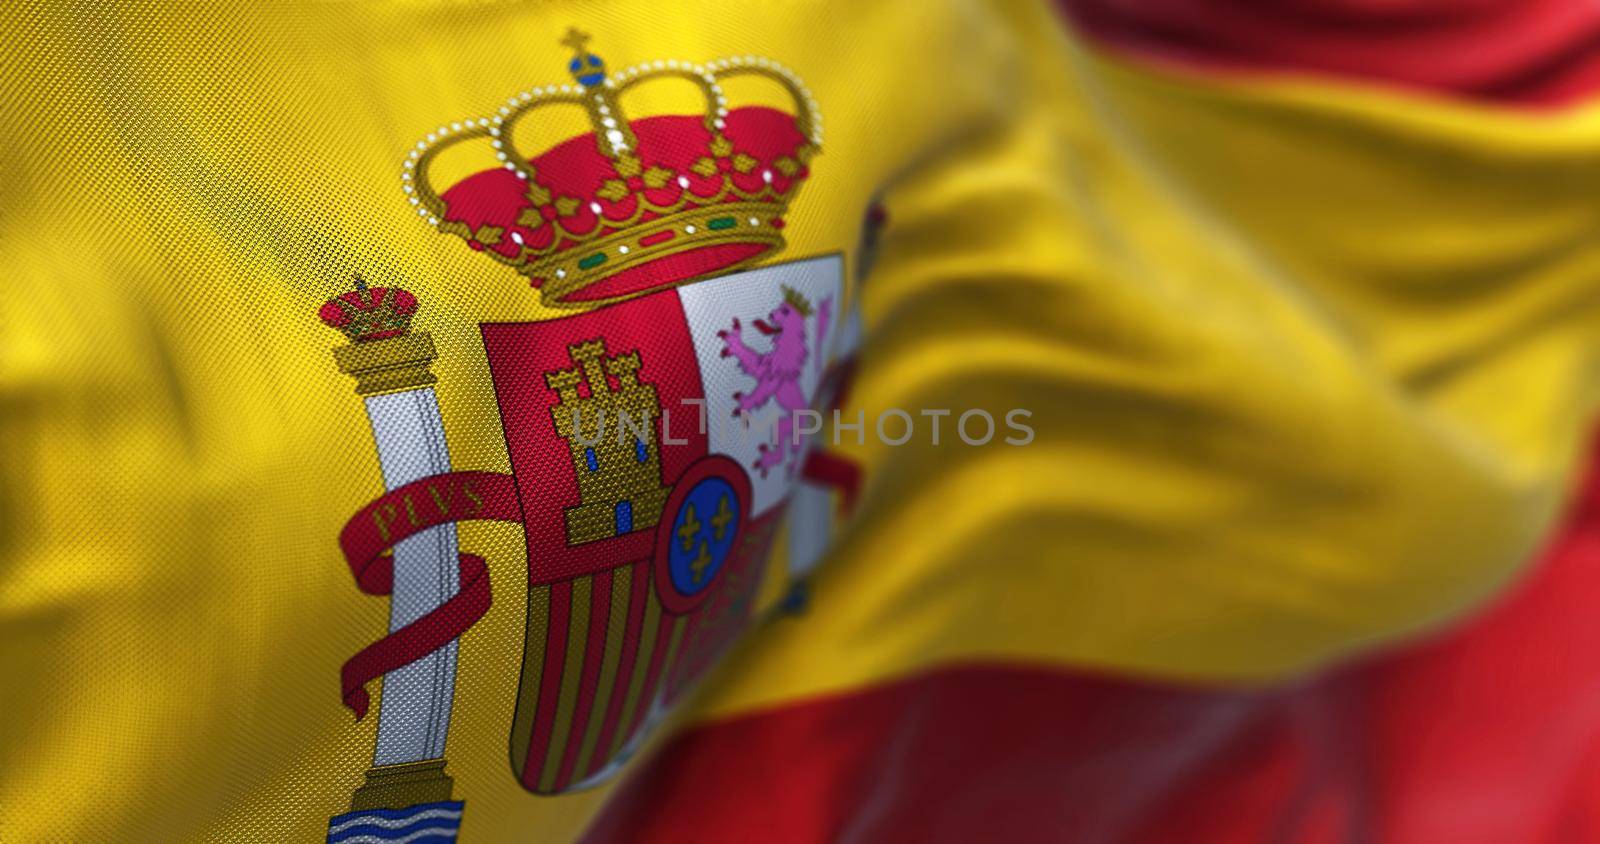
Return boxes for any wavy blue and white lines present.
[327,800,463,843]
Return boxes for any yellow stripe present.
[507,585,550,783]
[537,576,591,793]
[1082,37,1600,151]
[571,566,632,779]
[18,1,1600,839]
[607,586,660,758]
[752,522,792,617]
[686,22,1600,724]
[657,616,688,695]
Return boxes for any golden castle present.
[545,339,669,545]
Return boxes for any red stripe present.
[660,602,707,707]
[587,442,1600,843]
[1054,0,1600,108]
[586,559,652,780]
[554,569,614,792]
[621,612,678,749]
[521,578,571,790]
[583,662,1304,843]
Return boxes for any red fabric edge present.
[1053,0,1600,109]
[586,454,1600,843]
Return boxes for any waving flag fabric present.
[5,0,1600,841]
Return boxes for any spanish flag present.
[6,0,1600,841]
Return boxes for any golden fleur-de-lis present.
[690,541,713,584]
[711,494,734,541]
[677,503,701,552]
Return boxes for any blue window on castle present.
[634,439,648,464]
[615,500,633,535]
[585,447,598,472]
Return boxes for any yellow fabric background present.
[5,0,1600,840]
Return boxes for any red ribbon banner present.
[336,470,522,720]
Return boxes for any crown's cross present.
[677,503,701,552]
[711,494,734,542]
[561,26,611,93]
[690,541,713,584]
[561,28,591,57]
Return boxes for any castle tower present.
[546,339,669,545]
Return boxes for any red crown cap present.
[405,31,822,309]
[319,277,419,342]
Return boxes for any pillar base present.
[349,758,454,811]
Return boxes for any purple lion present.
[718,286,832,477]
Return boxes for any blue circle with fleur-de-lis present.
[666,476,740,597]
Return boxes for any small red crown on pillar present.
[319,275,420,342]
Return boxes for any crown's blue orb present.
[570,53,606,87]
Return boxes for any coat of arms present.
[316,29,842,842]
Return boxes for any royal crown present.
[319,275,419,342]
[404,29,822,309]
[318,275,439,396]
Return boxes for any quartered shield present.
[482,255,842,792]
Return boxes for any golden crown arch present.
[545,339,670,545]
[402,30,823,310]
